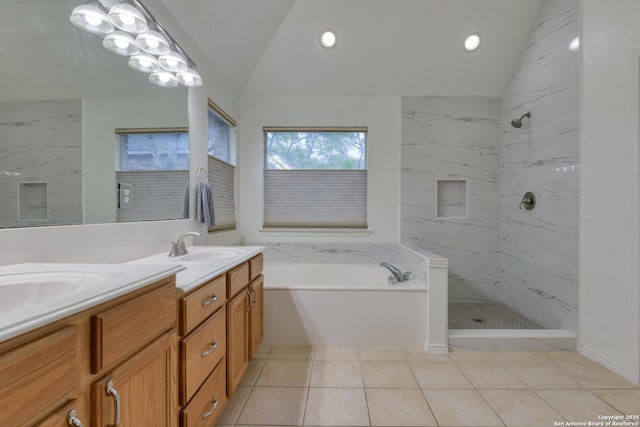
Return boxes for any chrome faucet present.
[168,232,200,257]
[380,262,411,284]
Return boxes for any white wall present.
[500,0,580,331]
[239,95,401,244]
[581,0,640,384]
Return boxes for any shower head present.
[511,111,531,128]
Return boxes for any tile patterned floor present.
[448,303,544,329]
[217,346,640,427]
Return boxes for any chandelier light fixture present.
[70,0,202,88]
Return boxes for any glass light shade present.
[108,3,148,33]
[136,30,171,55]
[158,51,188,72]
[176,68,203,87]
[103,30,140,56]
[128,53,161,73]
[70,4,114,35]
[149,71,178,88]
[569,36,580,51]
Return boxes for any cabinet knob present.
[67,409,85,427]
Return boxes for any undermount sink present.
[166,247,248,262]
[0,271,106,314]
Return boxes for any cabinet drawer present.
[249,253,264,281]
[180,306,226,404]
[181,359,228,427]
[0,327,78,427]
[180,275,226,336]
[227,262,249,298]
[91,279,175,373]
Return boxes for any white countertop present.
[0,263,183,343]
[127,246,265,293]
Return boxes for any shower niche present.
[436,179,467,218]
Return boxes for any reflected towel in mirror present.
[196,182,215,226]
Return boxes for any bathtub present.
[263,263,427,346]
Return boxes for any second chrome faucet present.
[168,232,200,257]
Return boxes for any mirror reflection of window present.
[115,128,189,223]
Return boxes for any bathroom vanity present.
[0,246,264,427]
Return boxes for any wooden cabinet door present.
[91,331,177,427]
[226,289,249,397]
[249,275,264,359]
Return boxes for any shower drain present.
[472,318,484,323]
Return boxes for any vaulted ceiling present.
[160,0,543,97]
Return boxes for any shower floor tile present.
[448,303,544,329]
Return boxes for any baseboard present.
[424,343,449,353]
[578,344,639,385]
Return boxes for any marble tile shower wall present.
[0,100,82,228]
[401,96,502,304]
[500,0,579,331]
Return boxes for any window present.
[263,127,367,228]
[207,99,237,232]
[117,128,189,171]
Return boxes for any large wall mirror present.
[0,0,192,228]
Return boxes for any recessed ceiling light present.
[319,29,338,50]
[569,36,580,51]
[463,32,483,53]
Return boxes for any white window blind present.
[208,155,236,231]
[263,169,367,228]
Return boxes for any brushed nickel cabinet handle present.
[67,409,85,427]
[106,380,121,427]
[202,398,219,419]
[201,340,218,357]
[202,294,218,306]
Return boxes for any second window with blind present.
[263,127,368,228]
[206,100,237,232]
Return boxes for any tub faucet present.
[380,262,411,284]
[168,232,200,257]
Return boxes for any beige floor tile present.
[359,346,406,361]
[255,360,312,387]
[362,361,418,388]
[403,347,452,361]
[554,362,639,389]
[537,389,622,422]
[239,358,266,386]
[314,346,360,361]
[269,346,315,360]
[423,389,504,426]
[480,389,564,427]
[236,387,308,426]
[311,360,364,388]
[366,388,437,426]
[217,386,251,425]
[505,362,583,389]
[539,350,598,364]
[456,362,528,389]
[493,350,547,362]
[592,389,640,415]
[449,350,497,362]
[410,361,474,388]
[253,345,272,360]
[304,388,369,426]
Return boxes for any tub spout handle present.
[388,275,397,285]
[402,271,412,281]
